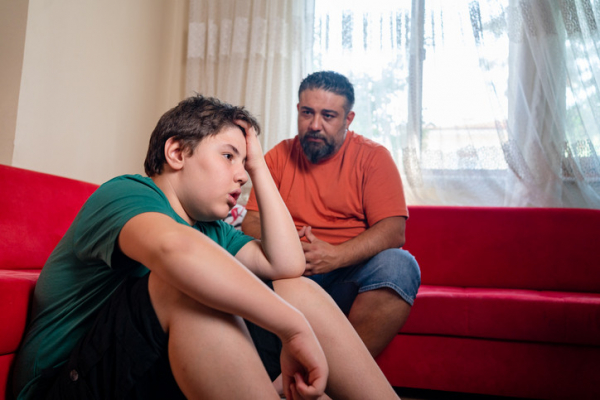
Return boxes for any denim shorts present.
[308,248,421,315]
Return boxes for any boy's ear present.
[164,137,185,171]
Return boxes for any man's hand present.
[280,327,329,400]
[299,226,341,276]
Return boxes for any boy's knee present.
[273,276,332,305]
[147,272,210,332]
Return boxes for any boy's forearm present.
[248,165,304,274]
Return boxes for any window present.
[311,0,600,207]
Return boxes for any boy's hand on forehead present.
[235,119,266,174]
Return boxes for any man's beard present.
[300,132,336,164]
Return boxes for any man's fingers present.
[304,226,316,243]
[298,226,307,238]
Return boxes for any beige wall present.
[2,0,189,184]
[0,0,29,166]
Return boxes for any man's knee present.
[361,249,420,306]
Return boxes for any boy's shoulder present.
[90,175,165,205]
[78,174,183,226]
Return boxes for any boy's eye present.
[223,153,233,160]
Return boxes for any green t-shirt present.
[13,175,253,399]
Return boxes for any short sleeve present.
[72,176,174,267]
[362,146,408,226]
[200,220,254,255]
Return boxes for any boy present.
[13,95,398,399]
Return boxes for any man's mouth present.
[303,132,327,143]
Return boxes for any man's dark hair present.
[144,95,260,176]
[298,71,355,114]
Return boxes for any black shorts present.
[36,273,282,399]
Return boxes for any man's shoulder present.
[346,132,393,161]
[348,131,387,151]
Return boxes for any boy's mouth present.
[228,189,241,207]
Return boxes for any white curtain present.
[186,0,313,154]
[311,0,600,208]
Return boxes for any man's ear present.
[346,110,356,128]
[164,137,185,171]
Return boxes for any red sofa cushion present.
[0,353,15,400]
[377,334,600,399]
[405,206,600,293]
[0,270,40,355]
[402,285,600,346]
[0,165,98,271]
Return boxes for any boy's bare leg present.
[148,273,280,400]
[274,277,399,400]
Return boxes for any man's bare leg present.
[348,288,411,357]
[148,273,280,400]
[275,277,399,399]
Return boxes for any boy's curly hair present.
[144,95,260,176]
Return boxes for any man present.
[242,71,421,358]
[13,95,399,399]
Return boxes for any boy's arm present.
[119,211,327,396]
[234,122,305,280]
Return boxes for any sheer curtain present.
[312,0,600,208]
[186,0,313,154]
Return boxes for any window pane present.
[421,0,508,171]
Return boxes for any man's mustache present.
[303,132,328,141]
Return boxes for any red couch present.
[2,164,600,399]
[376,206,600,399]
[0,165,98,399]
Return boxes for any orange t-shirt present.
[245,131,408,245]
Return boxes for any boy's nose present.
[235,167,248,185]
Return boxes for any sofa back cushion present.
[404,206,600,293]
[0,165,99,270]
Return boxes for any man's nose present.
[309,114,322,131]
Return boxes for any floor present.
[394,387,530,400]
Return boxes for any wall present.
[2,0,189,184]
[0,0,29,166]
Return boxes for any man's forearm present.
[336,216,406,267]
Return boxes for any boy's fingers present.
[234,118,250,129]
[294,372,325,399]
